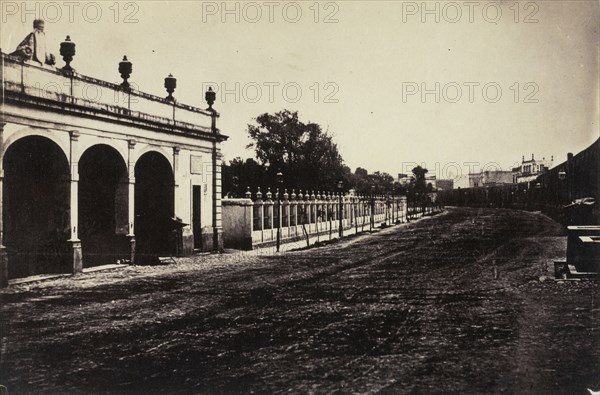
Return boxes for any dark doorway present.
[3,136,70,278]
[135,152,175,263]
[193,185,202,249]
[79,145,129,267]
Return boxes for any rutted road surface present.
[0,208,598,394]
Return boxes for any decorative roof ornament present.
[119,56,132,89]
[205,87,216,111]
[59,36,75,73]
[164,74,177,101]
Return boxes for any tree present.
[222,157,265,198]
[411,166,429,193]
[223,109,418,198]
[369,171,396,195]
[348,168,396,195]
[246,110,349,192]
[351,167,371,194]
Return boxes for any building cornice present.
[3,90,228,143]
[1,51,228,143]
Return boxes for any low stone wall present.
[222,199,254,250]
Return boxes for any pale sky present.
[2,0,598,186]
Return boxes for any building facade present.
[425,175,437,189]
[435,179,454,191]
[397,173,413,186]
[468,171,513,188]
[512,154,554,184]
[0,36,227,285]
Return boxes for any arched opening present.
[79,145,129,267]
[134,151,175,263]
[3,136,70,278]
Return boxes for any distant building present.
[512,154,554,183]
[436,179,454,190]
[425,175,437,189]
[397,173,414,186]
[469,171,513,188]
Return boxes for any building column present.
[0,122,7,287]
[127,139,136,263]
[172,146,189,256]
[127,176,136,262]
[0,167,6,287]
[68,131,82,274]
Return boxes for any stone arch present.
[132,145,173,171]
[3,135,71,278]
[134,151,176,263]
[74,138,128,167]
[78,144,130,267]
[2,127,70,165]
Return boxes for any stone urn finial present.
[205,87,216,110]
[119,56,132,89]
[164,73,177,101]
[59,35,75,73]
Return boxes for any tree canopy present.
[411,165,429,192]
[222,110,416,198]
[245,110,350,192]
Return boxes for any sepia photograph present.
[0,0,598,393]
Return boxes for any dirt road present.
[0,208,597,394]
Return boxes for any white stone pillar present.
[68,131,82,274]
[283,191,290,232]
[291,193,297,228]
[127,139,136,262]
[0,123,7,286]
[172,146,184,256]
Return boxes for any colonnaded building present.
[0,20,227,286]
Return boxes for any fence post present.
[283,189,290,238]
[291,189,298,231]
[265,188,274,234]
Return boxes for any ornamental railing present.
[222,188,419,249]
[1,52,217,137]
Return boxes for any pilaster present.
[68,131,82,274]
